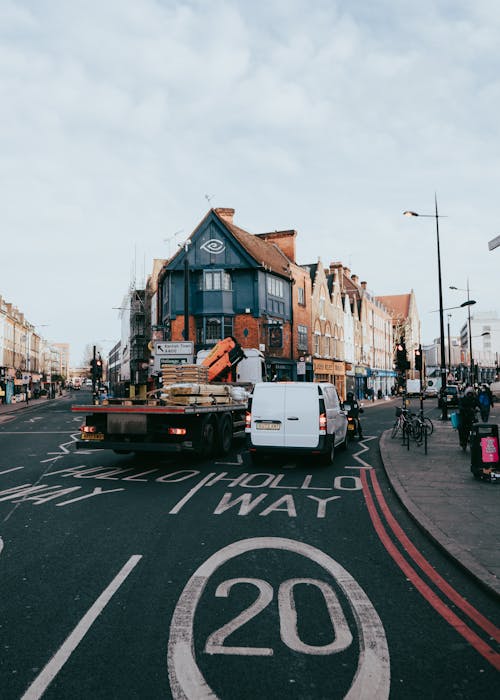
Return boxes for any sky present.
[1,0,499,366]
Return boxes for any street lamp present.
[449,282,475,384]
[447,314,452,377]
[404,195,448,419]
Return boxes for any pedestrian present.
[477,384,494,422]
[457,386,479,451]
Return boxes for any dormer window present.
[202,270,232,291]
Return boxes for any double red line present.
[361,469,500,671]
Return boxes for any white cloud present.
[0,0,499,362]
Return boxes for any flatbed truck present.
[72,398,248,458]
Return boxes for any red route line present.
[369,469,500,644]
[360,470,500,671]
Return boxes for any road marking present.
[21,555,142,700]
[169,473,217,514]
[168,537,390,699]
[369,470,500,643]
[0,467,24,476]
[361,470,500,671]
[345,435,377,469]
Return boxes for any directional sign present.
[154,341,194,355]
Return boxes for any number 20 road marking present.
[205,577,352,656]
[167,537,390,700]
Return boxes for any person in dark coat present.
[458,387,479,451]
[477,384,494,422]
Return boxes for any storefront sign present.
[313,359,335,374]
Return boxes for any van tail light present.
[245,411,252,430]
[319,413,327,434]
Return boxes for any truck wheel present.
[215,414,233,456]
[197,417,216,458]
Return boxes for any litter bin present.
[470,423,500,482]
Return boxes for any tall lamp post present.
[447,314,452,377]
[404,195,448,419]
[449,281,474,384]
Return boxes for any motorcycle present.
[344,402,363,441]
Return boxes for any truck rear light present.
[168,427,187,436]
[245,411,251,430]
[81,425,97,433]
[319,413,327,434]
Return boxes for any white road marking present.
[346,435,377,469]
[21,555,142,700]
[168,537,390,700]
[0,467,24,476]
[169,473,217,514]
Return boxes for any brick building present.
[156,208,312,380]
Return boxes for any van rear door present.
[250,383,286,447]
[282,384,319,448]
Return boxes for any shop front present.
[354,366,367,400]
[313,359,346,399]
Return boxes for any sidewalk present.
[380,406,500,598]
[0,392,67,420]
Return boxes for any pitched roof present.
[375,294,411,320]
[213,209,293,278]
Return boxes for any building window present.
[298,324,308,351]
[267,276,284,298]
[196,316,234,344]
[314,332,320,355]
[319,295,325,319]
[202,270,232,291]
[298,287,305,305]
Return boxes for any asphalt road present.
[0,392,498,699]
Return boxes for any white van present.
[489,381,500,400]
[246,382,348,465]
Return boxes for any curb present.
[379,430,500,599]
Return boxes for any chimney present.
[361,281,367,290]
[215,208,235,224]
[257,230,297,263]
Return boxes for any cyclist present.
[458,386,479,451]
[344,391,364,439]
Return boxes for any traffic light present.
[395,342,409,371]
[415,345,423,371]
[96,357,103,379]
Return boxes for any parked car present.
[439,384,460,408]
[488,381,500,401]
[246,382,347,465]
[424,379,440,398]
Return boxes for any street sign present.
[154,341,194,355]
[297,360,306,375]
[152,341,194,373]
[488,234,500,251]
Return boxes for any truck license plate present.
[82,433,104,440]
[256,422,281,430]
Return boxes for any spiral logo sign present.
[200,238,226,255]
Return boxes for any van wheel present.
[319,438,335,466]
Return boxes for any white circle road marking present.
[167,537,390,700]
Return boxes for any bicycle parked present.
[391,406,433,444]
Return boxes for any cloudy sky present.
[1,0,499,365]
